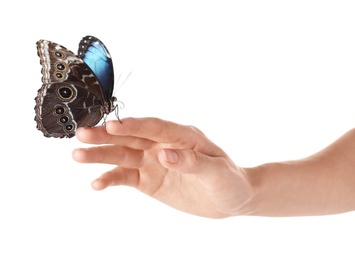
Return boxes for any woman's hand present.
[72,117,253,218]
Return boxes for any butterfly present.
[34,35,117,138]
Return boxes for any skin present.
[72,117,355,218]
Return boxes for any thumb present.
[158,149,218,175]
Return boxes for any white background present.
[1,0,355,259]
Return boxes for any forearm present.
[243,128,355,217]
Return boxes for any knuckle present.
[187,125,203,134]
[187,150,204,170]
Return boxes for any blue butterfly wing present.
[78,36,114,100]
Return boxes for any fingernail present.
[163,149,179,164]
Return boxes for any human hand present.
[72,117,253,218]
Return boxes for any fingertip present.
[105,120,124,135]
[105,117,142,135]
[159,149,179,164]
[75,127,86,135]
[76,126,109,143]
[72,148,86,162]
[75,127,93,142]
[76,126,91,134]
[159,149,208,174]
[91,178,107,191]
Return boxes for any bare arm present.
[72,118,355,218]
[244,128,355,216]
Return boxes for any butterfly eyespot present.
[53,106,65,115]
[56,63,66,71]
[57,86,74,100]
[54,51,64,58]
[58,116,69,124]
[55,72,64,79]
[65,124,75,132]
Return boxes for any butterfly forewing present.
[78,36,114,100]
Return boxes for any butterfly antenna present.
[113,71,132,95]
[115,74,122,88]
[111,72,131,123]
[119,71,132,89]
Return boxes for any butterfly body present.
[35,36,115,138]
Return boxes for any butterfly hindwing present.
[35,37,114,138]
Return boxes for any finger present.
[76,126,155,150]
[158,149,234,183]
[105,118,225,157]
[106,117,195,144]
[92,167,139,190]
[72,145,143,168]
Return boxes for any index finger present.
[105,117,226,156]
[76,125,155,149]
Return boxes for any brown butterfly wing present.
[35,40,109,138]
